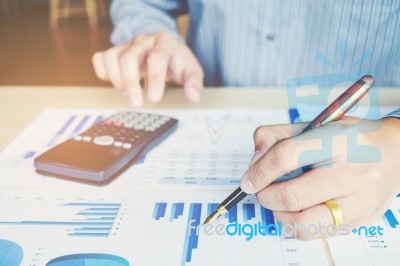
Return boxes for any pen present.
[203,75,375,225]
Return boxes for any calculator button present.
[83,136,92,142]
[93,135,114,146]
[123,122,134,128]
[73,135,82,141]
[113,121,123,127]
[134,125,144,130]
[151,122,162,128]
[145,126,156,132]
[114,141,123,147]
[122,143,132,149]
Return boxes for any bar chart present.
[150,200,310,266]
[2,111,109,172]
[0,193,123,238]
[0,189,331,266]
[382,194,400,228]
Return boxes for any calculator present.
[34,111,178,185]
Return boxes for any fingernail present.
[148,88,160,103]
[129,95,142,107]
[190,86,201,102]
[240,176,255,194]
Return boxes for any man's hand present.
[241,117,400,240]
[92,32,204,107]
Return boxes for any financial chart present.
[0,189,330,266]
[0,108,399,265]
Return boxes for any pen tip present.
[362,75,374,88]
[203,210,220,225]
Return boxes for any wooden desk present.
[0,86,398,152]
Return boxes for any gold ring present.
[324,199,343,226]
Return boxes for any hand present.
[92,32,204,107]
[241,117,400,240]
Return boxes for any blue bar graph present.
[47,115,77,146]
[23,151,36,159]
[69,115,90,137]
[78,212,118,216]
[87,217,115,221]
[93,115,104,125]
[152,202,167,220]
[207,203,219,216]
[151,202,272,265]
[160,176,241,185]
[182,203,202,264]
[243,203,255,222]
[83,207,120,211]
[227,205,237,223]
[260,207,275,233]
[0,221,113,226]
[134,154,147,165]
[75,227,112,231]
[384,209,399,228]
[64,203,121,207]
[0,201,121,238]
[170,203,184,221]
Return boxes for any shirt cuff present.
[385,108,400,119]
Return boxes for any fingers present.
[249,118,399,240]
[273,191,381,241]
[256,166,361,211]
[92,32,205,107]
[119,37,155,107]
[168,51,204,103]
[183,71,203,103]
[92,44,128,91]
[146,49,169,102]
[250,123,307,166]
[273,203,340,240]
[240,130,325,194]
[92,51,107,80]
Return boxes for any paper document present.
[0,107,399,265]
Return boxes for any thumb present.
[242,123,319,194]
[249,123,307,166]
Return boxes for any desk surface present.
[0,86,398,152]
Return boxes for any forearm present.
[110,0,188,44]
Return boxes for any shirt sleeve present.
[110,0,188,45]
[385,108,400,119]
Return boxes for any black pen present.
[203,75,375,225]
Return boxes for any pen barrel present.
[224,190,248,211]
[309,77,372,129]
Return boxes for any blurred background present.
[0,0,189,87]
[0,0,113,87]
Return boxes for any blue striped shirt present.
[110,0,400,89]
